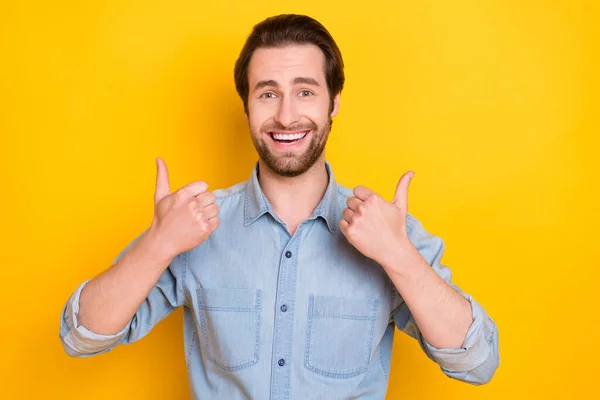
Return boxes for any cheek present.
[248,103,271,131]
[302,100,331,125]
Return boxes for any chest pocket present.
[305,294,379,378]
[196,288,262,371]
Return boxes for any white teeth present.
[272,131,308,141]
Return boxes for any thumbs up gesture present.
[339,171,415,269]
[149,158,220,259]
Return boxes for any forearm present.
[78,225,175,335]
[384,246,472,349]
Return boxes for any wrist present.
[140,223,178,266]
[380,238,422,277]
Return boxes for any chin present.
[263,152,324,178]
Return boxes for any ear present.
[330,93,341,117]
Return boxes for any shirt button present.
[285,251,292,258]
[280,304,288,312]
[278,358,285,366]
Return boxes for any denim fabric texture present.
[60,162,499,399]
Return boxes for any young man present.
[60,14,499,399]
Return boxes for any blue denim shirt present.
[60,162,499,399]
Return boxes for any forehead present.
[247,44,326,86]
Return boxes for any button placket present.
[270,231,301,397]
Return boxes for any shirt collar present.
[243,161,339,235]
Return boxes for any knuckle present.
[199,219,209,231]
[175,189,187,201]
[195,181,209,194]
[207,192,217,203]
[196,192,215,206]
[346,225,356,238]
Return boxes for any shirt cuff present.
[61,280,129,356]
[423,293,494,372]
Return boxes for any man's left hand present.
[339,171,416,271]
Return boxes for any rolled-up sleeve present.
[422,294,498,384]
[60,280,131,357]
[392,214,500,385]
[59,232,186,357]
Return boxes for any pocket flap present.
[197,288,260,312]
[310,295,378,319]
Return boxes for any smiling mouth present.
[269,130,309,144]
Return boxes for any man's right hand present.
[73,157,217,336]
[149,158,220,259]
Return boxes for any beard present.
[250,119,331,177]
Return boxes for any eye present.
[299,90,313,97]
[260,92,277,99]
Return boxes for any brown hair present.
[234,14,345,114]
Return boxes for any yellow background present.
[1,0,598,398]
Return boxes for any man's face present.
[246,44,340,177]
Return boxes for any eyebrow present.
[293,77,320,87]
[253,77,321,91]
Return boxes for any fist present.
[339,171,415,268]
[150,158,220,258]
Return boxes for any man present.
[60,14,499,399]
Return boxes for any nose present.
[273,96,300,127]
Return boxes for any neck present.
[257,157,329,233]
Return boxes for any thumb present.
[392,171,415,212]
[154,157,171,203]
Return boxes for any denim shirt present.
[60,162,499,399]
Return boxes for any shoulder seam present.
[214,183,247,200]
[215,188,245,199]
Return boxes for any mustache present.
[262,121,317,132]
